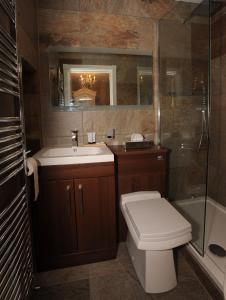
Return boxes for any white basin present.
[42,146,103,157]
[34,144,114,166]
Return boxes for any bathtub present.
[174,197,226,293]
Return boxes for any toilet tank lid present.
[125,197,191,241]
[121,191,161,207]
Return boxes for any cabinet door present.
[34,179,77,269]
[74,177,116,252]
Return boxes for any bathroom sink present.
[34,144,114,166]
[42,146,103,157]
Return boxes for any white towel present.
[26,157,39,201]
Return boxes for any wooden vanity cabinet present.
[33,163,116,271]
[109,146,169,242]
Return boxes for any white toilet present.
[121,191,192,294]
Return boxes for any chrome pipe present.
[1,250,31,300]
[0,86,19,97]
[0,142,22,155]
[8,258,32,300]
[0,57,18,73]
[0,25,16,48]
[0,34,17,56]
[0,212,28,258]
[0,133,22,144]
[0,163,24,186]
[0,117,20,122]
[0,149,23,166]
[0,157,23,176]
[8,259,32,300]
[0,195,26,236]
[0,67,18,81]
[0,77,19,89]
[0,0,15,23]
[0,26,16,49]
[0,37,17,57]
[0,222,29,271]
[0,236,30,292]
[0,245,30,295]
[0,46,17,65]
[0,209,27,257]
[0,185,25,220]
[0,125,21,133]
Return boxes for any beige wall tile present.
[42,111,83,138]
[39,9,80,47]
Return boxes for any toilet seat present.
[121,191,192,251]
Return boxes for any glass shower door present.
[158,0,210,255]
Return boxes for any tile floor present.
[31,243,213,300]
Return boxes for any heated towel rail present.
[0,0,33,299]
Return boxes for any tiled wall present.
[208,8,226,207]
[37,0,174,146]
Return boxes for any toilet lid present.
[125,198,191,241]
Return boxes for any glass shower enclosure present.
[159,0,211,255]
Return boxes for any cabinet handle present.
[66,185,72,215]
[157,155,164,160]
[78,184,84,215]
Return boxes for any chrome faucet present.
[71,129,79,147]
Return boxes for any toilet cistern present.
[71,129,79,147]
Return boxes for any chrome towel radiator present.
[0,0,33,299]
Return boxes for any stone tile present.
[172,109,202,135]
[79,0,174,20]
[116,243,138,281]
[83,109,155,136]
[138,17,155,51]
[151,279,212,300]
[42,111,83,138]
[90,273,154,300]
[32,245,214,300]
[39,53,51,95]
[38,9,80,48]
[82,110,121,135]
[89,258,125,278]
[35,264,90,287]
[79,11,140,50]
[211,57,222,98]
[31,279,89,300]
[38,0,80,11]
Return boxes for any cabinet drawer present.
[117,153,166,175]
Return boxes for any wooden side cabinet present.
[33,162,116,271]
[109,146,169,242]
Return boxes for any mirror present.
[49,50,153,109]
